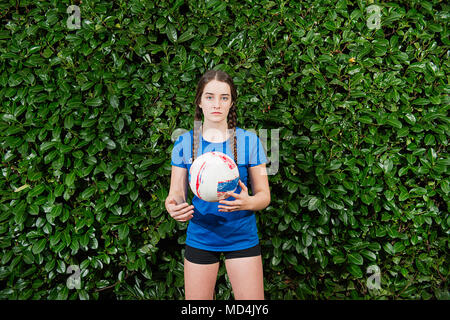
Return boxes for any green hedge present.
[0,0,448,300]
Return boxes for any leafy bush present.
[0,0,448,299]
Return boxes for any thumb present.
[239,180,247,190]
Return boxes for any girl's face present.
[198,80,232,123]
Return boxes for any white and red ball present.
[189,151,239,202]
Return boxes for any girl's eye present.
[205,96,228,101]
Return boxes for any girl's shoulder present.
[177,129,193,141]
[235,126,261,141]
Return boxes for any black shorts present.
[184,244,261,265]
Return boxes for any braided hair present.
[192,70,238,165]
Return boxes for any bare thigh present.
[225,255,264,300]
[184,258,220,300]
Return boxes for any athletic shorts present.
[184,244,261,265]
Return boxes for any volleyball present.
[189,151,240,202]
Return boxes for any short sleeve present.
[171,134,188,168]
[249,134,268,167]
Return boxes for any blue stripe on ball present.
[217,177,239,192]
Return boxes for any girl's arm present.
[166,166,189,206]
[165,166,194,222]
[248,163,271,211]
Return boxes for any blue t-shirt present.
[171,126,268,251]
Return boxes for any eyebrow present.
[204,92,230,96]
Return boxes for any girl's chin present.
[205,117,225,122]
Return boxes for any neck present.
[201,121,231,143]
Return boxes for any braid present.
[192,106,203,163]
[227,102,238,165]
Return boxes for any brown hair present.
[192,70,238,164]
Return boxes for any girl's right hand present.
[166,198,194,222]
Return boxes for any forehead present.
[203,80,231,95]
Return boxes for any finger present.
[219,206,239,212]
[239,180,248,190]
[173,203,193,214]
[168,202,186,212]
[176,210,194,222]
[172,205,194,218]
[169,204,192,217]
[174,202,190,210]
[219,200,241,207]
[225,192,239,199]
[174,208,193,220]
[218,203,240,209]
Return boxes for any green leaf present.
[302,233,313,247]
[178,27,195,43]
[106,192,120,208]
[45,259,56,272]
[411,234,419,245]
[81,186,96,200]
[410,187,427,196]
[165,23,177,43]
[272,237,282,248]
[332,252,346,264]
[415,258,429,275]
[85,97,102,107]
[203,36,218,47]
[288,201,298,213]
[404,113,416,124]
[399,188,409,201]
[65,172,76,187]
[386,118,402,129]
[393,242,405,254]
[32,239,47,255]
[360,249,377,261]
[384,190,394,201]
[28,185,45,198]
[327,200,344,210]
[347,252,363,265]
[383,242,395,255]
[412,98,429,105]
[285,253,298,265]
[358,116,373,124]
[118,224,129,240]
[109,95,119,108]
[50,205,62,219]
[347,264,363,278]
[130,189,139,202]
[271,255,282,266]
[424,134,436,146]
[291,219,301,232]
[64,115,75,129]
[156,17,167,29]
[323,21,336,31]
[286,182,298,194]
[361,192,374,205]
[308,197,320,211]
[440,180,450,194]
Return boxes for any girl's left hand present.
[218,180,253,212]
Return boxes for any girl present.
[165,69,271,300]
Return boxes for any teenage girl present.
[165,70,271,300]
